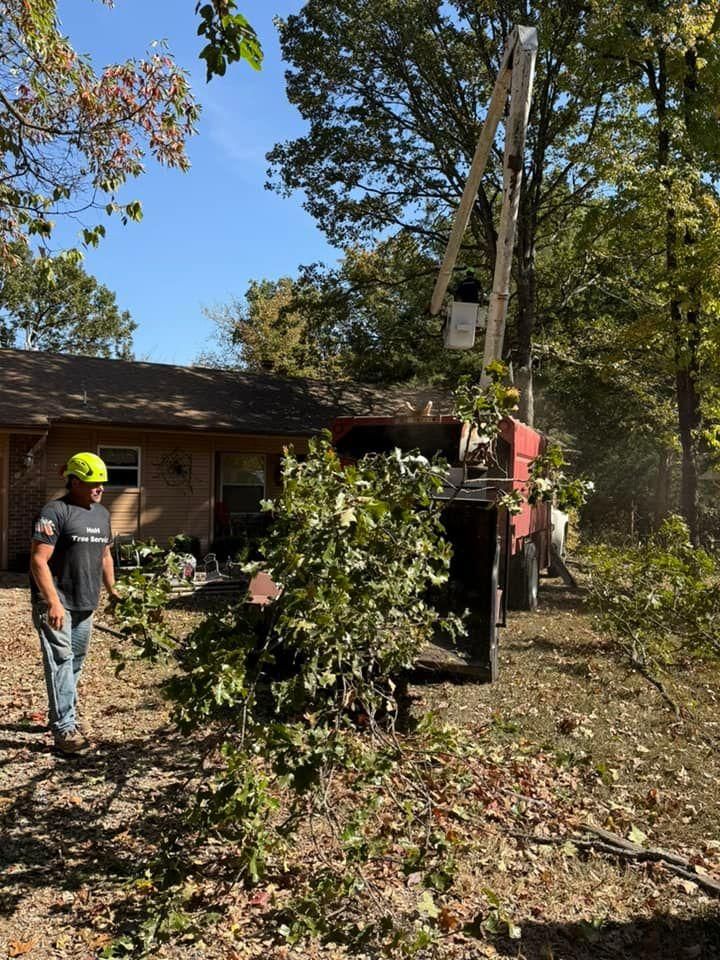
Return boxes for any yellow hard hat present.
[63,452,108,483]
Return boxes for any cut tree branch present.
[514,825,720,898]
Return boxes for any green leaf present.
[125,201,143,222]
[483,887,501,908]
[628,825,648,846]
[339,507,356,526]
[417,889,439,919]
[81,225,106,247]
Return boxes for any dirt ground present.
[1,572,719,959]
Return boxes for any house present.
[0,348,450,570]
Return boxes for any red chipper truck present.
[331,414,550,682]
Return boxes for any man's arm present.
[102,546,120,601]
[30,542,65,629]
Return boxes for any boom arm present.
[430,26,537,384]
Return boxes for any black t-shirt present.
[30,497,112,611]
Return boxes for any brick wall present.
[8,433,48,570]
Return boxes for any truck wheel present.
[510,541,539,611]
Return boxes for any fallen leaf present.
[557,715,580,734]
[417,889,439,919]
[628,825,648,845]
[249,890,270,908]
[672,877,698,895]
[507,919,522,940]
[438,906,460,932]
[7,940,37,958]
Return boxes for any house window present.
[99,446,140,488]
[220,453,266,517]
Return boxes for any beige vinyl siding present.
[141,435,211,546]
[41,425,310,554]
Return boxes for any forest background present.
[204,0,720,545]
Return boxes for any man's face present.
[71,478,104,506]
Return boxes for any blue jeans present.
[33,604,93,735]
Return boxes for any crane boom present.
[429,32,516,317]
[430,25,538,385]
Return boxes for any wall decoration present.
[159,448,193,493]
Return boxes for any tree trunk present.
[668,47,703,543]
[653,448,673,528]
[674,302,702,542]
[655,46,701,542]
[676,49,703,543]
[666,225,701,543]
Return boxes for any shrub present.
[585,515,720,665]
[113,436,464,905]
[168,533,201,559]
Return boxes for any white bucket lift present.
[443,300,488,350]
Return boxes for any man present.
[30,451,119,756]
[453,269,482,304]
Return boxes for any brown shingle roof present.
[0,348,452,435]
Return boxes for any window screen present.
[99,446,140,488]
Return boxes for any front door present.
[215,453,267,541]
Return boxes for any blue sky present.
[54,1,339,364]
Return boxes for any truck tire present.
[509,540,539,611]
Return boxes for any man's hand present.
[105,589,122,612]
[47,600,66,630]
[30,542,64,627]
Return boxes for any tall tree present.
[200,276,341,378]
[268,0,611,420]
[586,1,720,540]
[535,198,678,530]
[295,233,484,383]
[0,248,136,357]
[0,0,197,258]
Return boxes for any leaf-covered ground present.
[1,573,719,959]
